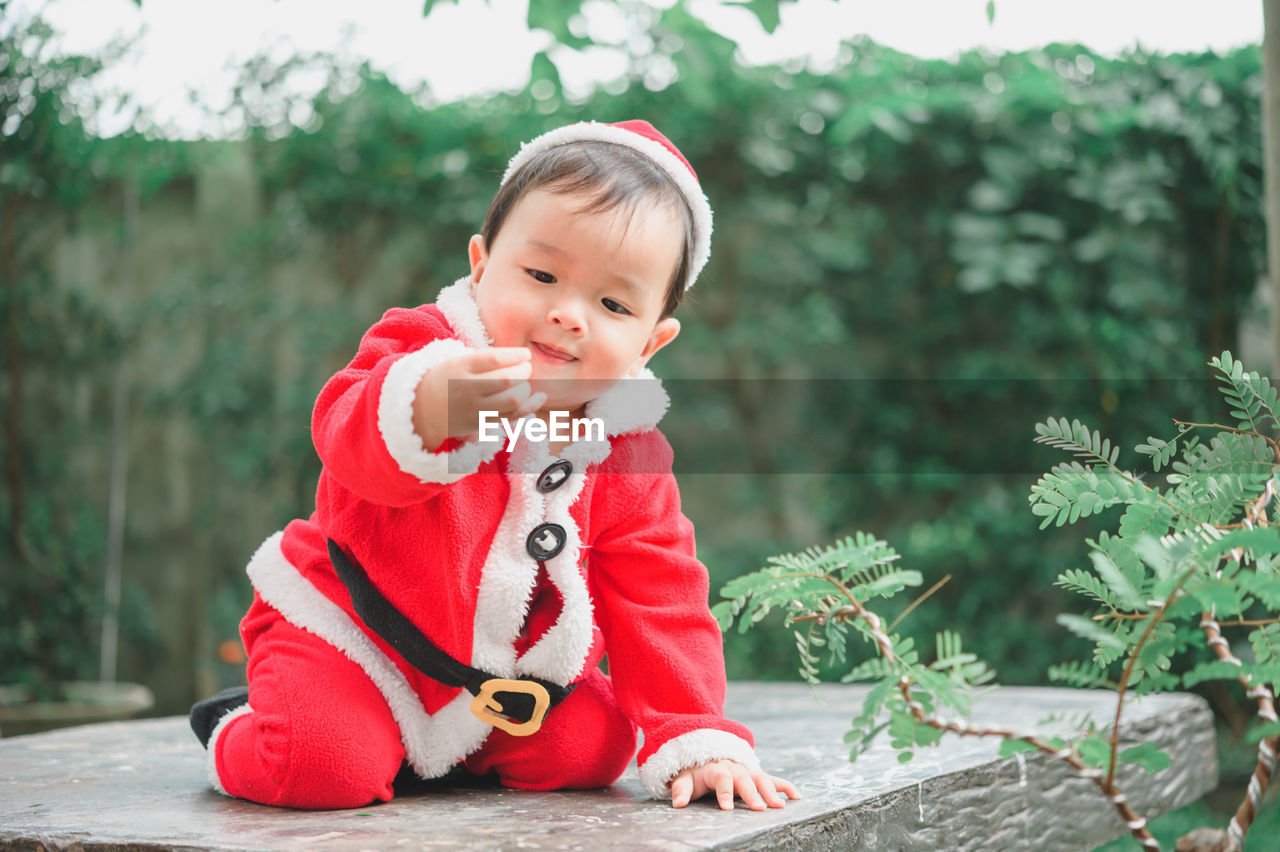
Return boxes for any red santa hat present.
[500,120,713,291]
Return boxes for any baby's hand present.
[670,760,799,811]
[412,347,546,451]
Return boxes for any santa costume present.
[197,120,760,810]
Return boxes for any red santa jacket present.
[242,278,759,797]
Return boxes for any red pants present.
[213,614,637,809]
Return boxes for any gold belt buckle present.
[469,678,551,737]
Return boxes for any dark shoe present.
[189,686,249,748]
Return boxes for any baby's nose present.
[547,301,585,331]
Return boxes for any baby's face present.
[468,187,682,415]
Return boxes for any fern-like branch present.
[1209,352,1280,438]
[1106,567,1197,788]
[1035,417,1122,468]
[1172,419,1280,468]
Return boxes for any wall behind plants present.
[1,6,1266,719]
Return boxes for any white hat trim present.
[500,122,712,291]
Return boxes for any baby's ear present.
[468,234,488,284]
[630,317,680,376]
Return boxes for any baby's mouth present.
[531,341,577,363]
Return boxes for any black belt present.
[327,539,575,736]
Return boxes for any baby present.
[191,119,797,812]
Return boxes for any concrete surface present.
[0,683,1216,851]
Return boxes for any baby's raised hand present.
[412,347,546,451]
[670,760,798,811]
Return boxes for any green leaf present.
[1182,659,1247,687]
[1117,501,1174,546]
[1249,623,1280,663]
[1048,661,1117,690]
[1190,578,1245,616]
[1118,742,1171,774]
[1200,528,1280,561]
[1033,419,1121,467]
[1077,736,1111,767]
[1238,573,1280,609]
[1134,537,1176,586]
[841,655,892,683]
[794,628,821,685]
[1088,549,1144,610]
[1057,614,1125,651]
[985,0,995,25]
[711,600,737,632]
[999,738,1039,758]
[1057,568,1121,608]
[859,569,925,598]
[1131,670,1181,694]
[1135,435,1180,472]
[1209,352,1280,433]
[1132,621,1176,682]
[766,534,903,583]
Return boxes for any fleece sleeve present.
[587,444,760,799]
[311,306,501,507]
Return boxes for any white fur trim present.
[378,337,503,484]
[246,532,492,779]
[468,437,595,686]
[500,122,713,291]
[584,367,670,437]
[560,433,613,471]
[469,437,546,677]
[207,703,255,796]
[512,442,595,685]
[637,729,762,799]
[436,278,491,348]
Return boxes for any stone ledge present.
[0,683,1215,851]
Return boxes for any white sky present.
[7,0,1266,138]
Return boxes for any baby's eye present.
[527,269,556,284]
[602,298,631,316]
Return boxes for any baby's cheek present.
[484,313,522,347]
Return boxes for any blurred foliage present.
[0,14,109,696]
[0,493,105,697]
[0,14,163,697]
[0,0,1267,729]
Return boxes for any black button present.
[536,460,573,493]
[526,523,567,561]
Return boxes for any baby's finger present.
[461,362,533,397]
[752,772,786,809]
[461,347,531,373]
[732,770,766,811]
[714,766,736,810]
[482,382,536,416]
[772,775,801,801]
[446,367,530,401]
[670,774,693,809]
[453,377,519,401]
[507,391,548,419]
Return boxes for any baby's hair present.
[481,140,695,318]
